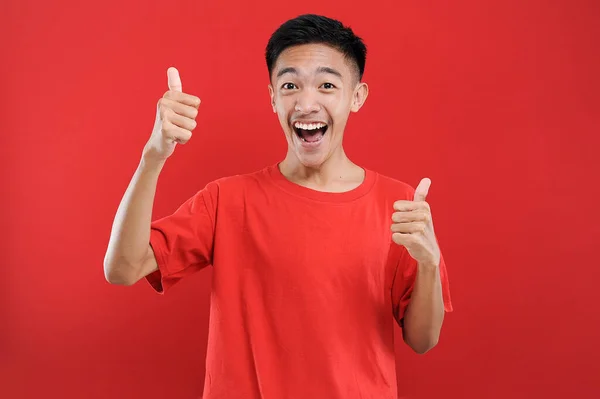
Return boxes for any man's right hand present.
[143,67,201,162]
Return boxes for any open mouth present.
[293,121,328,143]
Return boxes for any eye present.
[282,83,297,90]
[321,83,336,89]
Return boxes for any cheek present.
[276,96,294,114]
[325,94,353,122]
[276,101,295,133]
[273,99,288,120]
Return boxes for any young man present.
[104,14,452,399]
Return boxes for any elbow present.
[103,256,137,286]
[404,329,440,354]
[408,337,439,355]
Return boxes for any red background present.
[2,0,599,398]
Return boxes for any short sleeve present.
[145,184,217,294]
[391,246,453,327]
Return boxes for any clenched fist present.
[143,67,201,162]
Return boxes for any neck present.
[278,147,365,192]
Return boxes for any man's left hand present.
[391,178,440,268]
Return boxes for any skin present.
[269,44,446,353]
[392,179,445,354]
[268,43,369,192]
[105,47,446,354]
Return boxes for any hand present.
[143,67,201,162]
[391,178,441,268]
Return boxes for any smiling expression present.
[269,43,369,168]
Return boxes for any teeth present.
[294,122,326,130]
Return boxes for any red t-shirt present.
[146,163,453,399]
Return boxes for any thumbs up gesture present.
[391,178,441,268]
[143,67,201,162]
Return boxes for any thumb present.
[414,178,431,202]
[167,67,182,92]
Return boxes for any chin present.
[296,153,328,169]
[293,140,331,169]
[288,128,333,169]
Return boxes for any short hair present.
[265,14,367,81]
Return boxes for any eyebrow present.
[276,66,343,79]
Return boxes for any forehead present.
[273,43,353,79]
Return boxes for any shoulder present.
[206,165,269,190]
[196,164,273,201]
[369,169,416,201]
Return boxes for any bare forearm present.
[402,263,445,354]
[103,155,164,284]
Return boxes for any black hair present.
[265,14,367,81]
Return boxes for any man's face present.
[268,43,368,168]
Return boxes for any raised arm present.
[103,67,201,285]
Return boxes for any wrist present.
[139,152,166,175]
[417,260,439,272]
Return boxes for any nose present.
[294,91,321,114]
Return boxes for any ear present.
[268,84,276,113]
[350,82,369,113]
